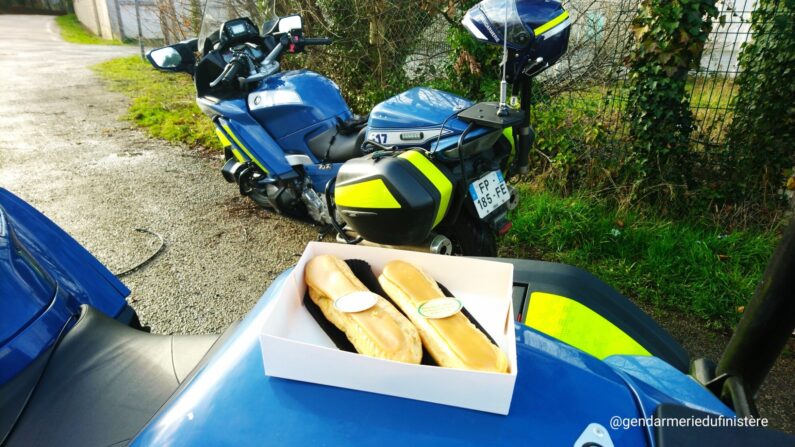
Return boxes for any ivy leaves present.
[624,0,718,202]
[726,0,795,205]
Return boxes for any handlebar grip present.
[303,37,333,46]
[209,60,241,88]
[209,66,230,88]
[223,62,241,82]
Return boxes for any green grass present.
[502,186,778,329]
[92,56,221,150]
[551,77,738,142]
[55,14,123,45]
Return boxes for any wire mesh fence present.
[691,0,755,145]
[542,0,765,154]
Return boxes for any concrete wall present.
[73,0,121,39]
[74,0,164,41]
[118,0,164,40]
[95,0,115,39]
[73,0,102,36]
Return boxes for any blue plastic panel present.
[368,87,472,130]
[208,99,296,177]
[0,189,130,384]
[250,70,351,140]
[366,87,494,152]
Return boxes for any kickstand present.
[316,224,334,241]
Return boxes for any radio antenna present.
[497,0,510,116]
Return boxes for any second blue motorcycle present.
[146,0,571,255]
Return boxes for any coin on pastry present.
[304,255,422,364]
[378,260,509,372]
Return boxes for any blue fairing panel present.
[249,70,351,141]
[604,355,733,416]
[0,189,129,384]
[369,87,472,129]
[366,87,492,151]
[202,98,295,177]
[246,70,352,164]
[0,211,56,345]
[132,272,654,446]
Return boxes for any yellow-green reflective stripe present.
[398,151,452,227]
[503,127,515,153]
[524,292,651,359]
[534,10,569,37]
[335,179,401,209]
[215,128,246,162]
[502,98,527,155]
[215,128,232,147]
[221,124,269,173]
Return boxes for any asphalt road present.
[0,14,792,435]
[0,15,317,334]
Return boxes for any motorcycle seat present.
[307,126,366,163]
[2,305,232,447]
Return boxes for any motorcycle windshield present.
[197,0,277,52]
[464,0,532,50]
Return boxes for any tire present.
[441,215,497,257]
[248,187,309,219]
[248,190,273,209]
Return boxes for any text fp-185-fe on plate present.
[469,170,510,218]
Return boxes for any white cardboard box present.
[258,241,518,415]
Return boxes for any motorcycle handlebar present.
[303,37,333,46]
[209,58,241,88]
[208,36,330,90]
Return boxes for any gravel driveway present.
[0,15,317,334]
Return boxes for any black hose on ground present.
[114,228,166,278]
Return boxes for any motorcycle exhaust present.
[221,158,243,183]
[336,233,454,255]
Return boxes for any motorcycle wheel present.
[248,190,273,210]
[441,215,497,257]
[248,188,309,219]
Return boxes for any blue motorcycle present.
[3,185,794,446]
[146,0,572,256]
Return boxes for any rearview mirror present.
[148,47,182,69]
[145,39,198,74]
[277,15,302,33]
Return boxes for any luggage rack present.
[456,101,526,129]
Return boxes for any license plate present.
[469,170,510,218]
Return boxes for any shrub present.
[624,0,718,204]
[726,0,795,205]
